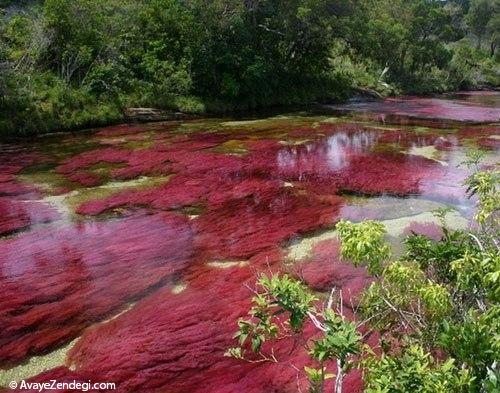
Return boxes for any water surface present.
[0,93,499,392]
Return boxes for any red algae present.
[0,198,59,235]
[55,148,131,186]
[433,136,455,150]
[25,263,363,393]
[56,135,232,186]
[0,212,193,366]
[65,172,104,187]
[0,160,42,198]
[1,103,496,392]
[3,249,369,393]
[194,188,343,259]
[76,128,449,217]
[442,91,500,107]
[402,221,444,241]
[336,153,444,195]
[477,137,500,150]
[274,138,446,196]
[327,97,500,124]
[96,124,154,137]
[292,239,371,308]
[0,150,60,235]
[0,181,37,198]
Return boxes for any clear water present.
[0,93,498,392]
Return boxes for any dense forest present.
[0,0,499,138]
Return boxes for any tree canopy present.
[0,0,498,138]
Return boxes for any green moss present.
[406,145,448,166]
[40,175,171,220]
[35,135,102,161]
[211,139,248,155]
[380,210,468,238]
[285,197,463,263]
[88,161,127,177]
[371,143,404,155]
[175,118,226,134]
[178,205,204,218]
[279,139,312,146]
[17,168,75,194]
[286,228,338,263]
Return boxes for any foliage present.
[403,227,468,283]
[225,273,361,393]
[328,42,398,96]
[336,219,391,275]
[452,249,500,302]
[450,40,500,88]
[1,0,353,138]
[361,261,452,341]
[0,0,499,138]
[309,309,361,365]
[359,160,500,391]
[439,306,500,385]
[340,0,468,93]
[0,71,122,137]
[465,169,500,230]
[363,344,473,392]
[228,160,498,392]
[466,0,496,49]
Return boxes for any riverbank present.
[3,89,500,143]
[3,0,500,142]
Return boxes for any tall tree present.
[466,0,495,49]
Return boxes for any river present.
[0,92,499,392]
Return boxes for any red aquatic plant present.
[433,137,455,151]
[336,153,445,195]
[72,148,131,168]
[56,135,236,186]
[194,188,343,259]
[292,239,372,308]
[0,163,41,199]
[0,181,38,198]
[0,198,59,235]
[328,97,500,124]
[65,172,103,187]
[75,128,451,221]
[477,137,500,150]
[96,124,154,137]
[40,264,364,393]
[457,125,500,140]
[0,108,496,393]
[402,221,444,241]
[0,212,193,367]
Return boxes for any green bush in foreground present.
[227,153,499,392]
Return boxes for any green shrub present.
[363,344,473,393]
[228,161,499,393]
